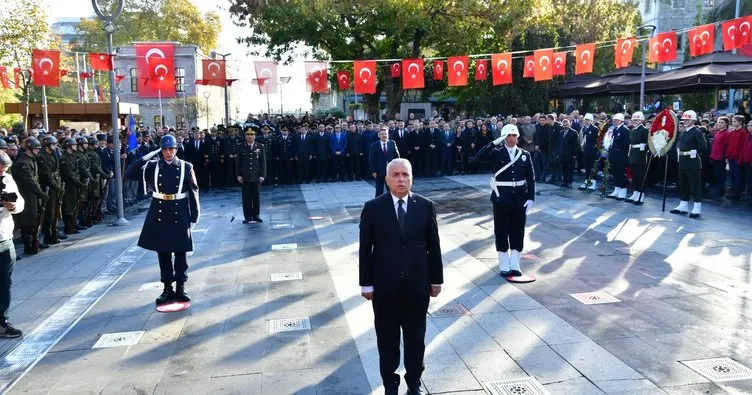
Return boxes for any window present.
[154,115,162,129]
[644,0,651,13]
[129,68,138,92]
[176,115,185,130]
[175,67,185,93]
[672,0,685,8]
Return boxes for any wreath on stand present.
[584,122,612,197]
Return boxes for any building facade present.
[52,17,88,45]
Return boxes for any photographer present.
[0,151,24,338]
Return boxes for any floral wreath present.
[648,109,678,157]
[584,122,612,196]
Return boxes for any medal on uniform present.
[521,155,526,161]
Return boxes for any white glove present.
[523,200,534,215]
[492,136,504,146]
[689,149,697,159]
[639,143,646,151]
[142,148,161,161]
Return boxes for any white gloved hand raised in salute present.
[142,148,161,161]
[492,136,505,146]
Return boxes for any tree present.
[706,0,752,22]
[170,96,199,129]
[75,0,221,55]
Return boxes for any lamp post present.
[203,91,211,130]
[279,76,291,115]
[91,0,127,225]
[637,24,656,114]
[728,0,741,112]
[210,51,231,125]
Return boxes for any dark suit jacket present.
[359,192,443,297]
[369,139,399,176]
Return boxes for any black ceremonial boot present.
[156,282,175,305]
[175,282,191,303]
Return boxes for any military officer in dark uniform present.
[275,126,295,185]
[606,113,630,200]
[202,128,224,189]
[626,112,649,204]
[473,125,535,277]
[38,136,64,245]
[256,125,277,184]
[579,114,600,190]
[59,138,87,235]
[12,138,48,255]
[224,125,241,187]
[296,124,313,183]
[312,125,331,182]
[670,110,707,218]
[237,128,267,223]
[125,135,200,305]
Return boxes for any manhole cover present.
[271,223,295,229]
[137,282,163,291]
[268,317,311,333]
[428,303,470,318]
[92,331,145,348]
[271,243,297,251]
[570,291,621,305]
[681,358,752,382]
[485,377,550,395]
[719,239,751,246]
[270,272,303,282]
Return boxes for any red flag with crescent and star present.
[401,59,424,90]
[533,49,553,81]
[432,60,443,80]
[474,59,488,81]
[390,62,401,78]
[575,44,595,75]
[447,56,468,87]
[688,24,715,57]
[648,31,677,63]
[254,61,278,94]
[722,17,752,51]
[147,56,174,91]
[32,49,60,87]
[13,67,21,87]
[353,61,376,94]
[136,43,175,98]
[0,67,9,89]
[305,61,329,93]
[552,52,566,76]
[491,53,512,86]
[523,56,534,78]
[336,71,350,90]
[614,38,636,68]
[89,53,114,71]
[202,59,226,87]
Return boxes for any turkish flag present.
[491,53,512,86]
[615,38,636,68]
[202,59,227,87]
[13,67,20,87]
[648,31,677,63]
[0,67,8,89]
[115,75,125,85]
[89,53,114,71]
[390,62,401,78]
[552,52,567,76]
[523,56,534,78]
[305,61,328,93]
[447,56,468,87]
[336,71,350,90]
[575,44,595,75]
[432,60,443,80]
[401,59,424,90]
[32,49,60,87]
[136,43,175,98]
[474,59,488,81]
[534,49,553,81]
[722,17,752,51]
[146,56,174,91]
[354,61,376,94]
[254,61,278,94]
[689,24,715,57]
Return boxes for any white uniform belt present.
[152,192,188,200]
[630,144,643,148]
[679,151,693,156]
[493,180,527,187]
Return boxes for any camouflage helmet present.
[76,136,88,145]
[87,136,97,145]
[26,138,41,149]
[62,138,77,149]
[0,139,7,149]
[42,136,57,147]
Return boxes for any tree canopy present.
[229,0,642,118]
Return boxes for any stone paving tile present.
[512,308,592,345]
[6,350,86,395]
[543,376,607,394]
[421,351,484,393]
[506,344,583,385]
[261,370,317,395]
[209,373,263,394]
[460,349,526,382]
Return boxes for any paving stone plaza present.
[1,174,752,394]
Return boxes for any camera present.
[0,176,17,203]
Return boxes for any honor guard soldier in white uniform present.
[626,112,649,204]
[473,124,535,278]
[670,110,707,218]
[125,135,200,305]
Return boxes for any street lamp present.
[279,76,291,115]
[637,24,656,113]
[210,50,231,126]
[92,0,127,226]
[203,91,211,130]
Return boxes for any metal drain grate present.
[429,303,470,318]
[681,358,752,382]
[570,291,621,305]
[92,331,145,349]
[271,243,298,250]
[270,272,303,282]
[485,377,550,395]
[268,317,311,333]
[137,282,164,291]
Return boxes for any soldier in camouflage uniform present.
[38,136,65,245]
[85,136,112,224]
[73,137,92,228]
[59,138,87,234]
[12,138,48,255]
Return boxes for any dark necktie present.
[397,199,406,233]
[382,142,387,155]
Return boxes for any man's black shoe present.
[39,242,49,249]
[254,217,263,223]
[499,271,512,277]
[407,387,426,395]
[242,219,251,224]
[669,209,687,215]
[175,282,191,302]
[509,270,523,277]
[76,224,86,231]
[58,233,68,240]
[384,387,398,395]
[0,322,22,338]
[156,283,175,305]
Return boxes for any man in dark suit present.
[606,113,631,200]
[558,118,581,188]
[329,124,348,181]
[369,127,400,197]
[359,157,443,395]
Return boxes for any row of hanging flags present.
[0,43,232,100]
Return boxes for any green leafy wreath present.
[584,122,612,197]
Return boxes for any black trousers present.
[157,252,188,283]
[278,160,293,184]
[441,149,453,175]
[374,174,388,197]
[0,239,15,322]
[241,182,261,220]
[210,163,225,188]
[611,162,627,188]
[225,158,237,186]
[372,284,429,390]
[679,168,703,202]
[332,154,346,180]
[560,160,574,184]
[411,151,424,177]
[348,154,362,180]
[493,202,527,252]
[297,157,311,183]
[316,159,329,181]
[631,163,646,192]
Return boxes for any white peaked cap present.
[682,110,697,120]
[583,113,594,120]
[612,113,625,121]
[632,111,644,120]
[500,124,519,138]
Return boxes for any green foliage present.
[706,0,752,22]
